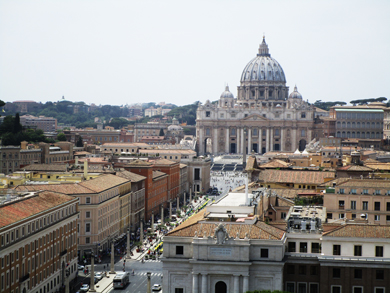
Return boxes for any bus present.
[113,272,130,289]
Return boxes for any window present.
[299,265,306,275]
[351,201,356,210]
[339,189,345,194]
[86,211,91,218]
[288,242,296,252]
[287,265,295,274]
[275,129,280,136]
[301,112,306,118]
[286,283,295,293]
[301,129,306,136]
[351,189,357,194]
[387,202,390,211]
[85,223,90,233]
[311,243,320,253]
[333,268,341,278]
[354,245,362,256]
[260,248,268,258]
[298,283,307,293]
[353,288,363,293]
[333,245,341,255]
[363,201,368,210]
[375,288,385,293]
[86,197,91,204]
[375,215,380,221]
[309,284,319,293]
[375,202,381,211]
[176,246,183,255]
[354,269,362,279]
[300,242,307,253]
[206,111,210,117]
[85,237,90,244]
[327,213,332,219]
[376,246,384,257]
[175,289,184,293]
[375,190,381,195]
[310,266,317,276]
[376,269,384,280]
[363,189,368,195]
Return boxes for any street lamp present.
[147,272,152,293]
[126,228,131,259]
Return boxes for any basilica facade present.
[196,37,316,155]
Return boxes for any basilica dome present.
[240,37,286,83]
[289,85,302,99]
[220,85,234,99]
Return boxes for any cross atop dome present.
[258,36,270,57]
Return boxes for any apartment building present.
[323,178,390,225]
[179,164,188,197]
[0,190,78,293]
[187,156,211,193]
[20,115,57,132]
[138,149,197,163]
[124,160,168,220]
[100,142,152,154]
[151,159,180,201]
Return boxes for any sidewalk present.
[127,196,209,261]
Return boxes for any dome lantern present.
[257,36,270,57]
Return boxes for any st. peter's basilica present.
[196,37,316,155]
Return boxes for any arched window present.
[357,132,360,138]
[337,121,341,128]
[342,131,346,138]
[357,122,360,128]
[352,122,356,128]
[342,122,346,128]
[361,132,365,138]
[347,131,351,137]
[352,132,356,138]
[347,122,351,129]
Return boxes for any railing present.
[339,205,344,210]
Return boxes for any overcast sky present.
[1,0,389,106]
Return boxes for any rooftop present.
[324,224,390,238]
[258,169,335,185]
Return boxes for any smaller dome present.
[220,85,234,99]
[289,85,302,99]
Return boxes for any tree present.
[14,113,23,133]
[57,132,67,141]
[76,136,83,147]
[159,128,165,136]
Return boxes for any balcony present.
[339,205,344,210]
[19,273,29,283]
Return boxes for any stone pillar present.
[140,221,144,245]
[192,273,199,293]
[241,128,244,154]
[169,201,172,220]
[110,242,115,274]
[248,128,252,153]
[233,275,239,293]
[280,128,284,151]
[90,252,96,291]
[201,274,207,293]
[147,272,152,293]
[243,275,249,292]
[292,128,297,150]
[213,128,218,154]
[266,128,270,153]
[126,229,131,258]
[188,190,191,202]
[258,129,262,154]
[177,196,180,212]
[184,192,187,205]
[225,128,229,153]
[199,128,204,155]
[151,213,154,233]
[237,127,240,154]
[270,128,274,151]
[161,205,164,224]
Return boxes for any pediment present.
[241,114,268,121]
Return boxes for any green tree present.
[57,132,67,141]
[14,113,23,133]
[159,128,165,136]
[76,136,83,147]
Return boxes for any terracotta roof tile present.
[0,191,75,228]
[258,169,335,185]
[324,224,390,238]
[14,183,94,194]
[115,170,146,182]
[79,174,129,192]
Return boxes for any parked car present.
[78,265,85,270]
[80,284,89,292]
[152,284,162,291]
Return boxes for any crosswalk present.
[139,259,161,263]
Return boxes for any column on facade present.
[225,128,229,153]
[201,274,207,293]
[307,129,312,142]
[270,128,274,151]
[213,127,218,154]
[192,273,199,293]
[292,128,297,151]
[243,275,249,292]
[233,275,240,292]
[199,128,204,155]
[241,128,244,154]
[265,128,270,153]
[237,128,240,154]
[280,128,284,151]
[248,128,252,153]
[258,129,262,154]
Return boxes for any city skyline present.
[1,0,389,106]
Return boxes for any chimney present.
[84,159,88,178]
